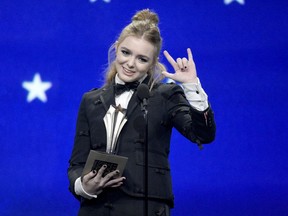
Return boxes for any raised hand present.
[162,48,198,83]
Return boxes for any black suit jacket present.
[68,79,216,207]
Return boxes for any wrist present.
[75,177,98,199]
[182,77,198,84]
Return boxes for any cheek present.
[115,50,127,63]
[116,55,125,65]
[136,63,151,74]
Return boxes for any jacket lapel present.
[99,84,116,112]
[125,92,140,118]
[126,75,150,118]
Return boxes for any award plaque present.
[82,150,128,177]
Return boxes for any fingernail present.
[116,170,120,174]
[103,164,107,168]
[93,170,96,174]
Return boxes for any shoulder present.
[153,82,184,97]
[81,84,111,102]
[82,88,100,100]
[83,84,111,97]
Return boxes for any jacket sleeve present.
[164,84,216,147]
[67,93,92,199]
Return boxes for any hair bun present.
[132,9,159,25]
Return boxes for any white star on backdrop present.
[224,0,245,5]
[22,73,52,103]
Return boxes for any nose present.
[127,57,135,68]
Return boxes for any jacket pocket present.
[78,130,90,136]
[135,150,170,170]
[91,142,106,151]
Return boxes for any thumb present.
[161,71,174,79]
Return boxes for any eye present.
[138,57,149,63]
[121,49,130,56]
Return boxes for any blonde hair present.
[104,9,166,89]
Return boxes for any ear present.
[149,64,156,73]
[152,57,159,68]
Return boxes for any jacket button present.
[135,187,144,194]
[104,203,113,209]
[155,168,165,175]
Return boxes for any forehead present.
[118,36,156,58]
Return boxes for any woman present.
[68,9,216,216]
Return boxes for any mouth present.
[122,67,135,76]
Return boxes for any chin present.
[120,75,137,83]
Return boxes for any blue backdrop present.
[1,0,288,215]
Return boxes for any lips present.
[122,67,135,76]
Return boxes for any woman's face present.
[115,36,155,83]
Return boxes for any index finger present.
[163,50,178,70]
[82,169,97,182]
[95,164,108,178]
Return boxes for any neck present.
[115,73,148,85]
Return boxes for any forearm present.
[167,83,216,146]
[189,106,216,144]
[67,164,84,198]
[68,93,93,198]
[181,78,209,111]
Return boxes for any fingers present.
[163,50,178,71]
[161,71,174,79]
[82,169,98,182]
[82,165,126,196]
[95,166,125,186]
[182,57,188,69]
[84,164,110,185]
[164,49,192,72]
[177,57,188,71]
[187,48,193,61]
[163,50,175,64]
[96,164,108,177]
[102,169,121,182]
[176,58,183,71]
[101,169,126,188]
[104,176,126,188]
[110,181,124,188]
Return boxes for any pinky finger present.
[111,182,124,188]
[187,48,193,61]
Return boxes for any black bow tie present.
[114,81,140,96]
